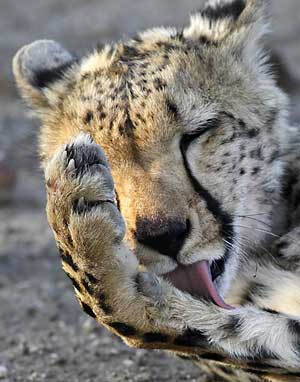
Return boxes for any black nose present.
[136,218,190,259]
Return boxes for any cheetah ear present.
[13,40,77,111]
[184,0,270,58]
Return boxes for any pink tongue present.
[165,260,233,310]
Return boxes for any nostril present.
[136,218,190,259]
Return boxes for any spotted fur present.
[12,1,300,381]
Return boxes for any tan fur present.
[12,1,300,381]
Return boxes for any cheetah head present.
[13,0,290,308]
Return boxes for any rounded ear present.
[184,0,269,43]
[12,40,77,110]
[184,0,270,73]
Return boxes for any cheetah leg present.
[45,133,300,381]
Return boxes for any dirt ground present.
[0,1,300,381]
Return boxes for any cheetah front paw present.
[44,133,172,337]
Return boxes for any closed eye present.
[186,118,220,138]
[181,117,220,151]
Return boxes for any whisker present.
[231,212,269,218]
[228,224,281,239]
[233,215,273,229]
[222,237,249,259]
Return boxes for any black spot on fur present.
[174,328,209,347]
[249,347,279,362]
[153,78,167,91]
[97,292,112,315]
[293,191,300,209]
[175,30,184,40]
[59,248,78,272]
[247,128,259,138]
[239,168,245,176]
[81,301,96,318]
[202,0,245,21]
[283,171,299,200]
[288,320,300,354]
[99,301,112,315]
[32,60,76,88]
[199,36,213,45]
[276,240,290,253]
[249,147,263,160]
[83,111,94,124]
[108,322,137,337]
[85,272,98,284]
[166,100,179,118]
[142,332,169,343]
[238,119,246,128]
[99,112,107,120]
[251,167,261,175]
[122,45,140,59]
[65,272,81,292]
[200,352,227,362]
[82,278,94,295]
[220,316,243,337]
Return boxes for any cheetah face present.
[13,0,289,307]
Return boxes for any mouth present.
[163,258,233,310]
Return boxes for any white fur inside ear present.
[13,39,74,88]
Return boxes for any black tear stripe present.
[180,137,234,262]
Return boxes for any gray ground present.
[0,1,300,381]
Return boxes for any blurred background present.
[0,1,300,381]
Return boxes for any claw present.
[61,149,68,163]
[67,158,76,172]
[76,197,85,212]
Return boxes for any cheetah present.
[12,0,300,381]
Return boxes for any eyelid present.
[180,118,220,153]
[186,118,220,137]
[185,118,220,138]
